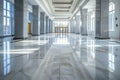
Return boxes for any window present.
[53,21,69,27]
[3,0,14,35]
[109,2,115,31]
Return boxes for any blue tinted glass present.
[11,13,13,17]
[7,11,10,17]
[7,18,10,26]
[4,0,7,9]
[11,4,14,12]
[7,2,10,10]
[3,17,6,26]
[4,10,6,16]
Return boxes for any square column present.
[0,0,3,37]
[48,19,51,33]
[46,16,49,34]
[70,20,72,33]
[40,12,45,34]
[49,19,53,33]
[72,17,76,33]
[44,14,46,34]
[32,5,40,36]
[75,15,81,34]
[95,0,109,39]
[47,18,50,33]
[70,18,74,33]
[51,20,53,33]
[14,0,28,39]
[81,9,88,35]
[72,19,74,33]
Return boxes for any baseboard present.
[13,37,28,40]
[95,36,110,39]
[81,34,88,36]
[32,34,40,36]
[40,33,45,35]
[0,35,13,38]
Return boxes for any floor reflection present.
[53,34,70,45]
[3,41,11,76]
[0,33,120,80]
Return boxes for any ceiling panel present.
[52,0,72,3]
[55,10,69,12]
[54,4,71,7]
[41,0,83,20]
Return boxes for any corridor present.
[0,33,120,80]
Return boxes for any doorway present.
[55,27,68,33]
[28,23,31,35]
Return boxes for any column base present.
[40,33,45,35]
[32,34,40,36]
[0,35,13,38]
[13,37,28,40]
[81,34,88,36]
[95,36,110,39]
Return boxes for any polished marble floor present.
[0,33,120,80]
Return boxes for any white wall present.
[109,0,120,39]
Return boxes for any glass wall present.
[53,21,69,27]
[3,0,14,36]
[53,21,69,33]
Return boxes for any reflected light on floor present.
[109,46,115,72]
[53,38,70,45]
[0,48,39,54]
[109,53,115,72]
[20,40,48,45]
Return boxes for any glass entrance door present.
[55,27,68,33]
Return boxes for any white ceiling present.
[43,0,81,20]
[29,0,87,20]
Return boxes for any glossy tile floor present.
[0,33,120,80]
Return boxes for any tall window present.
[3,0,14,35]
[53,21,69,27]
[109,2,115,31]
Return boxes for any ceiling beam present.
[54,8,70,10]
[54,4,72,7]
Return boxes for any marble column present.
[73,17,76,33]
[72,19,74,33]
[75,15,81,34]
[40,12,45,34]
[49,19,51,33]
[70,20,72,33]
[44,14,46,34]
[49,19,53,33]
[95,0,109,39]
[47,18,50,33]
[70,18,74,33]
[32,5,40,36]
[81,9,88,35]
[51,20,53,33]
[14,0,28,39]
[46,16,49,34]
[0,0,3,37]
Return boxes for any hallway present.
[0,33,120,80]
